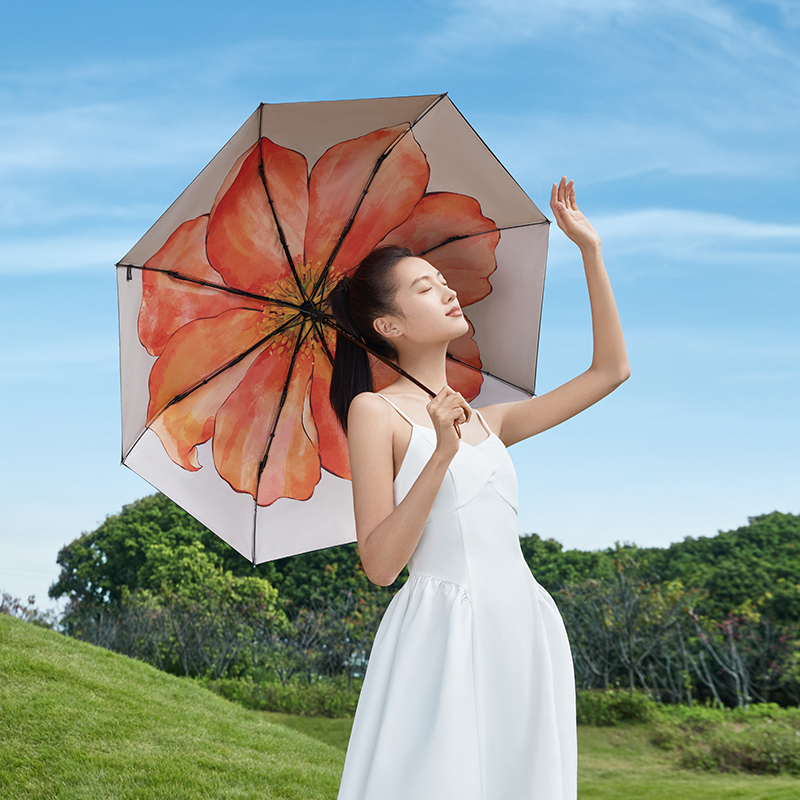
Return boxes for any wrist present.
[579,240,602,258]
[429,447,456,471]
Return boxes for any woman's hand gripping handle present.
[426,386,472,462]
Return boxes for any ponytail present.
[327,245,412,431]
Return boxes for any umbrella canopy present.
[117,93,549,564]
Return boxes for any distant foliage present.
[202,675,361,717]
[576,689,656,726]
[50,497,800,708]
[636,511,800,623]
[0,593,57,628]
[651,703,800,775]
[49,491,401,616]
[521,512,800,624]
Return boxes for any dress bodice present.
[380,397,522,589]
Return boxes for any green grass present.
[576,725,799,799]
[258,713,800,799]
[3,614,799,799]
[0,614,344,799]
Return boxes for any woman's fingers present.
[551,176,576,209]
[427,387,472,427]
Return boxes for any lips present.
[447,304,463,317]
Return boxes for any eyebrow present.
[409,271,444,288]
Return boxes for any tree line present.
[48,496,800,706]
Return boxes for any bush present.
[576,689,657,726]
[201,675,362,718]
[650,703,800,775]
[0,593,57,628]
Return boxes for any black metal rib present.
[445,353,535,397]
[257,141,310,306]
[310,318,335,367]
[255,322,310,488]
[309,94,447,302]
[116,262,302,311]
[419,220,549,257]
[314,311,434,397]
[148,313,302,429]
[308,128,413,303]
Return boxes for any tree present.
[49,493,403,614]
[65,541,287,679]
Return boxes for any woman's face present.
[375,256,469,346]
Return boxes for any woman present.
[329,178,629,799]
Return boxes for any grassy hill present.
[3,614,799,800]
[0,614,343,800]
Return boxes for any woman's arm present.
[348,387,471,586]
[481,178,630,446]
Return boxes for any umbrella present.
[116,93,549,564]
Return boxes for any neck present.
[392,341,450,397]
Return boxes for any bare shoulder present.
[347,391,395,436]
[347,392,397,486]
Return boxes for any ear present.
[373,315,402,339]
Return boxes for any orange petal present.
[147,308,270,424]
[207,139,309,295]
[370,355,399,393]
[380,192,499,306]
[305,126,429,280]
[212,337,322,504]
[447,318,483,402]
[446,357,483,403]
[308,332,350,479]
[139,217,250,355]
[150,346,263,470]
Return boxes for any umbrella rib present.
[309,95,444,299]
[123,312,303,468]
[254,323,310,499]
[249,301,310,565]
[316,311,435,397]
[310,124,419,302]
[117,263,303,311]
[153,314,303,420]
[419,221,549,257]
[310,319,334,366]
[445,353,535,397]
[257,149,309,305]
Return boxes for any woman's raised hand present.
[550,177,601,253]
[427,386,472,459]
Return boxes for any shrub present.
[650,703,800,775]
[576,689,656,726]
[200,675,362,718]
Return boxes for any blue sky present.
[2,0,798,608]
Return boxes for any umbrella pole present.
[314,313,435,398]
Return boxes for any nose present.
[443,284,457,302]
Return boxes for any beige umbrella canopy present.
[116,93,549,564]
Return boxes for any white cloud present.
[0,100,233,176]
[596,208,800,271]
[481,114,795,191]
[597,208,800,244]
[544,207,800,276]
[759,0,800,26]
[432,0,799,56]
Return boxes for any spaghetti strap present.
[375,393,415,427]
[474,408,493,437]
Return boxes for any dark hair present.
[327,245,412,431]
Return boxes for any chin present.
[447,316,470,338]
